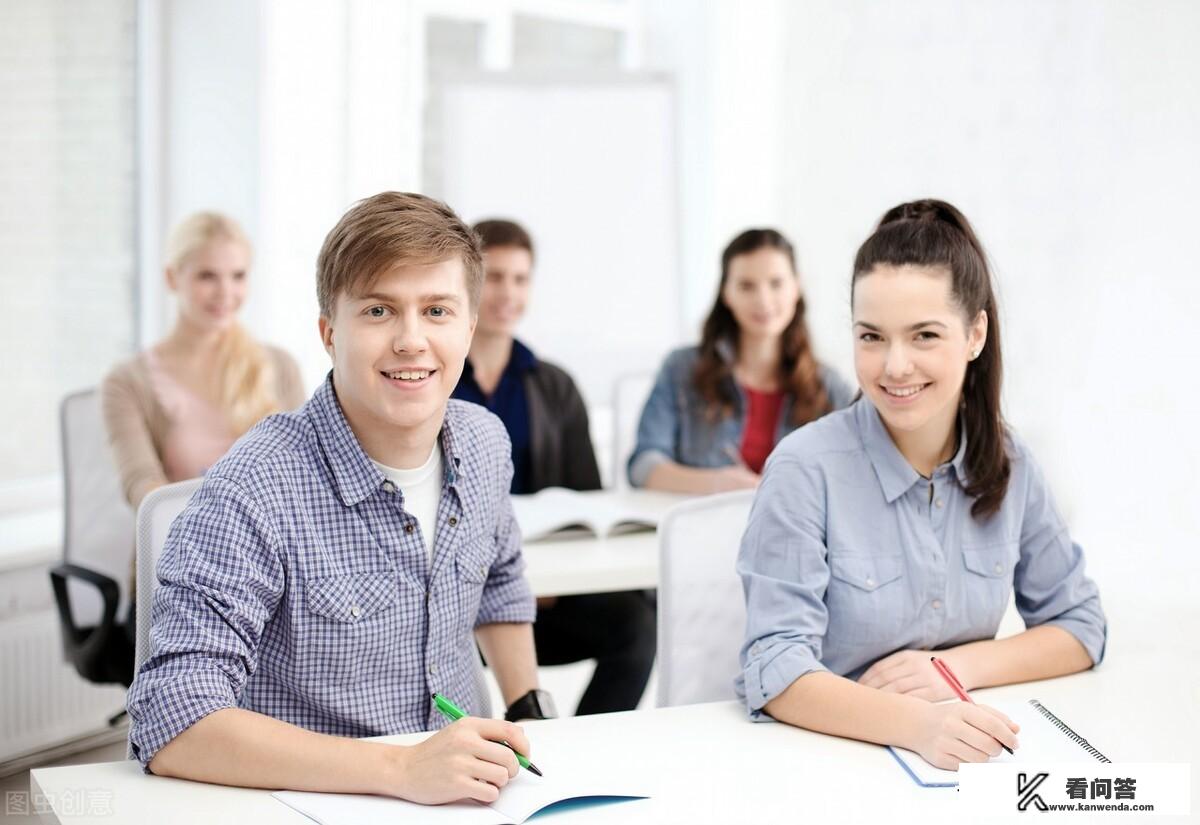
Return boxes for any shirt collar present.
[508,338,538,373]
[310,373,466,507]
[856,397,922,503]
[459,338,538,388]
[855,397,971,503]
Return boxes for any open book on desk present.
[889,698,1112,787]
[274,759,650,824]
[511,488,685,542]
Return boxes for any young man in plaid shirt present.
[127,193,548,804]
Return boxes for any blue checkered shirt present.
[126,376,536,770]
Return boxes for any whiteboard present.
[431,76,681,408]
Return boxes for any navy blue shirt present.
[453,339,536,494]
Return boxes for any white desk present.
[521,530,658,598]
[516,489,687,597]
[32,653,1199,825]
[32,590,1200,824]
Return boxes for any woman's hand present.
[708,464,761,492]
[858,650,962,701]
[910,701,1020,771]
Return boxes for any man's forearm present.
[475,622,539,706]
[149,707,400,794]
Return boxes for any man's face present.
[320,257,476,442]
[476,245,533,337]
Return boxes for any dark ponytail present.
[852,200,1009,521]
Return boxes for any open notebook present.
[889,699,1112,787]
[511,488,682,541]
[274,762,650,824]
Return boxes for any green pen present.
[431,693,543,777]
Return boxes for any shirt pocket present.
[825,554,906,645]
[302,573,402,683]
[959,541,1018,631]
[453,534,498,634]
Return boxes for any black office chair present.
[49,390,135,701]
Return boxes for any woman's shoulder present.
[815,361,858,409]
[771,401,865,468]
[261,342,300,372]
[100,352,151,396]
[657,344,702,378]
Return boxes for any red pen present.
[930,656,1014,755]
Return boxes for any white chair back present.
[134,478,203,674]
[611,371,654,490]
[60,389,134,626]
[657,489,755,707]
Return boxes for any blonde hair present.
[165,212,284,436]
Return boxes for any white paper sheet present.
[273,745,651,825]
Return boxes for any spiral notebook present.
[888,698,1112,788]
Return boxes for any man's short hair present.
[317,192,483,317]
[472,218,535,259]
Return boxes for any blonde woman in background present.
[102,212,305,524]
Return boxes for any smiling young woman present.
[101,213,305,512]
[628,229,855,494]
[736,199,1107,772]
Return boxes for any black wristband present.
[504,689,557,722]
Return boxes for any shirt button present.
[405,524,414,534]
[349,604,361,618]
[932,599,943,610]
[934,498,944,508]
[429,663,438,675]
[993,562,1003,574]
[865,577,875,587]
[382,481,395,493]
[479,566,487,578]
[448,516,458,526]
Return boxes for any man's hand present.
[388,718,530,805]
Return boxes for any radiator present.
[0,609,127,765]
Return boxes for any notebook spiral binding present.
[1029,699,1111,763]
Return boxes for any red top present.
[739,386,785,474]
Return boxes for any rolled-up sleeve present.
[126,477,284,770]
[737,456,832,719]
[477,443,536,626]
[627,355,683,488]
[1012,451,1107,665]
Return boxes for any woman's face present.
[852,263,987,437]
[167,238,250,332]
[721,247,801,340]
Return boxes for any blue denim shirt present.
[736,396,1107,718]
[627,344,856,486]
[126,376,535,769]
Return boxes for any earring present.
[971,349,981,360]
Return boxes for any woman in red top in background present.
[629,229,856,493]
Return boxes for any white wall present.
[642,0,790,336]
[777,0,1200,591]
[148,1,1200,588]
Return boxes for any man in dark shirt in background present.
[453,219,656,714]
